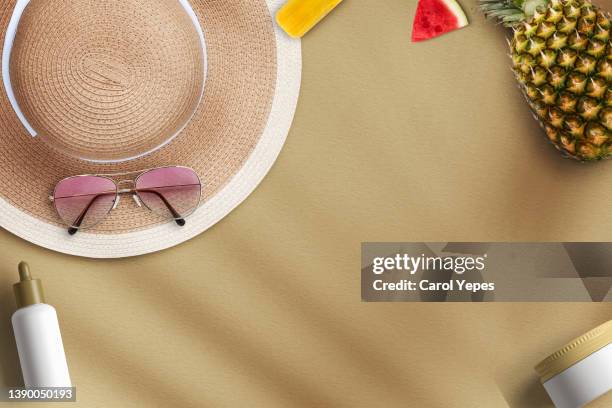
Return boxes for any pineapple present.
[481,0,612,160]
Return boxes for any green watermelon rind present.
[441,0,469,27]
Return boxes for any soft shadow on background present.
[497,376,554,408]
[515,380,554,408]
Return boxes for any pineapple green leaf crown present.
[480,0,549,26]
[480,0,612,160]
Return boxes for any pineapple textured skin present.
[511,0,612,160]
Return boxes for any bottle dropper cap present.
[13,262,45,308]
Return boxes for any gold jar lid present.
[535,320,612,383]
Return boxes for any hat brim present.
[0,0,301,258]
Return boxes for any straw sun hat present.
[0,0,301,257]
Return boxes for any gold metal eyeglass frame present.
[49,166,202,235]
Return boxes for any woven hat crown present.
[9,0,204,162]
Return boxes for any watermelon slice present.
[411,0,468,42]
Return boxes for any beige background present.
[2,0,612,406]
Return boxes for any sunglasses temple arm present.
[65,189,185,235]
[137,189,185,226]
[68,192,116,235]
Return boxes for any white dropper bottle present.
[11,262,71,387]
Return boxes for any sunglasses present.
[49,166,202,235]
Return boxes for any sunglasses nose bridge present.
[116,179,135,188]
[116,180,136,194]
[114,180,136,210]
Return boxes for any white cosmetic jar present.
[535,320,612,408]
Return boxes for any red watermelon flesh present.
[412,0,469,42]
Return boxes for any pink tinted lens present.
[135,167,201,220]
[53,176,117,229]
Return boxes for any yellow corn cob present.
[276,0,343,38]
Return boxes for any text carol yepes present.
[372,279,495,293]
